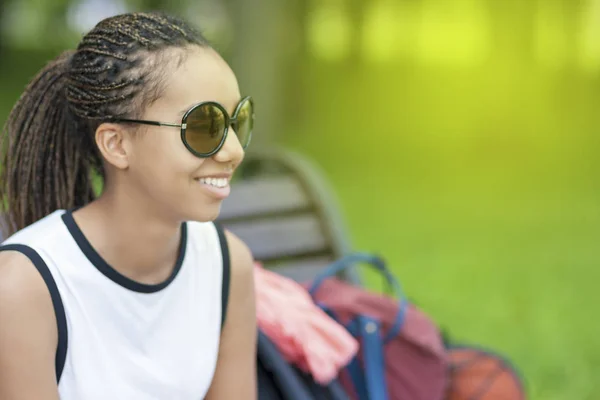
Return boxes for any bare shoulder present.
[0,249,57,339]
[223,230,254,278]
[0,250,54,307]
[0,250,60,398]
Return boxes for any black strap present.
[0,244,68,383]
[214,223,231,330]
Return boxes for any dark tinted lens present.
[184,103,226,155]
[233,98,253,148]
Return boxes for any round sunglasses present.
[111,96,254,158]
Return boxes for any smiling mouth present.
[195,177,229,188]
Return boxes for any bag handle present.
[308,252,408,343]
[308,253,399,297]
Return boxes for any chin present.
[185,202,223,223]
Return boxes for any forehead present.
[152,46,241,116]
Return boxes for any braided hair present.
[0,12,210,236]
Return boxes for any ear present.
[94,123,132,170]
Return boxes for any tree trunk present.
[0,0,7,57]
[347,0,365,67]
[280,0,309,128]
[225,0,287,146]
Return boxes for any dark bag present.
[257,330,350,400]
[308,253,449,400]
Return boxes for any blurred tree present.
[0,0,6,56]
[578,0,600,73]
[0,0,290,144]
[223,0,288,145]
[488,0,536,63]
[2,0,80,50]
[347,0,365,66]
[138,0,184,14]
[282,0,309,127]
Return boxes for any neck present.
[73,184,185,285]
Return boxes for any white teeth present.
[198,177,229,188]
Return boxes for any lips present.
[194,175,231,200]
[196,177,229,188]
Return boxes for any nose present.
[213,126,245,166]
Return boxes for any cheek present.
[131,131,200,181]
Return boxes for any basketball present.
[445,347,526,400]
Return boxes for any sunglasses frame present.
[111,96,254,158]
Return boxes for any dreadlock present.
[0,12,210,236]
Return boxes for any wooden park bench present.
[217,145,361,285]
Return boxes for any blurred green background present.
[1,0,599,398]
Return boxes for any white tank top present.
[0,209,231,400]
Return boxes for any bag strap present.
[308,253,400,298]
[357,316,389,400]
[310,252,408,342]
[345,319,369,399]
[325,307,389,400]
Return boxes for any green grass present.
[278,60,600,400]
[277,148,600,399]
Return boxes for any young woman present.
[0,11,257,400]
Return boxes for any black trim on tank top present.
[213,222,231,330]
[61,210,187,294]
[0,244,68,383]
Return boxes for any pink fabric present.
[253,263,359,384]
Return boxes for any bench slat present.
[219,177,312,221]
[262,256,333,283]
[224,214,328,261]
